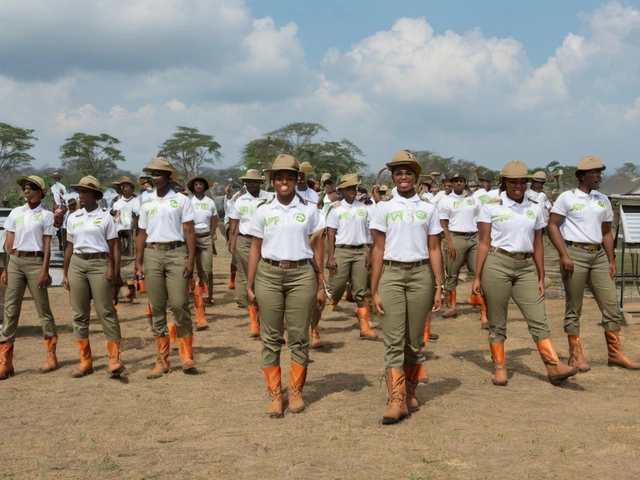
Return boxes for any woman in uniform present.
[61,176,126,378]
[547,156,640,370]
[136,157,197,379]
[0,175,56,380]
[246,154,326,418]
[369,150,444,425]
[472,160,577,386]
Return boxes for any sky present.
[1,0,640,177]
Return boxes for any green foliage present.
[59,133,125,182]
[614,162,640,178]
[158,126,222,183]
[0,123,37,175]
[3,189,25,208]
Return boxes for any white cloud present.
[166,99,186,112]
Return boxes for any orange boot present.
[417,363,429,384]
[41,336,58,373]
[138,276,147,293]
[567,335,590,372]
[147,336,170,379]
[423,313,439,342]
[71,339,94,378]
[470,293,490,329]
[382,368,409,425]
[106,340,126,378]
[168,323,178,350]
[178,334,196,373]
[249,306,260,338]
[288,362,308,413]
[193,284,209,331]
[604,330,640,369]
[403,362,421,412]
[0,342,15,380]
[126,280,136,301]
[355,307,376,339]
[489,343,507,386]
[442,291,457,318]
[328,298,340,311]
[536,338,578,385]
[310,307,323,348]
[263,366,283,418]
[228,263,236,290]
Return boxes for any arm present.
[311,230,327,310]
[472,222,492,296]
[532,229,545,297]
[210,215,218,255]
[326,227,337,270]
[0,231,15,286]
[37,235,53,288]
[369,229,386,314]
[229,218,240,253]
[602,221,616,279]
[107,237,122,285]
[135,229,147,278]
[61,238,74,291]
[546,212,573,278]
[246,236,263,307]
[183,221,196,278]
[440,218,456,259]
[427,234,444,312]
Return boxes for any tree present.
[241,137,290,171]
[59,133,125,182]
[158,126,222,182]
[265,122,327,153]
[614,162,640,178]
[0,123,37,175]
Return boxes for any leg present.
[67,256,92,341]
[0,255,29,343]
[510,260,551,344]
[144,248,170,336]
[234,235,251,308]
[86,258,122,342]
[255,262,286,369]
[328,247,351,307]
[561,247,591,336]
[481,254,514,345]
[378,265,409,371]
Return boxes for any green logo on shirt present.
[597,201,606,208]
[93,219,102,226]
[386,211,403,222]
[240,206,249,214]
[526,210,535,219]
[491,212,515,223]
[33,213,42,221]
[73,221,85,229]
[294,213,306,223]
[415,210,427,220]
[338,212,349,221]
[357,209,365,216]
[148,207,157,219]
[466,199,474,205]
[15,216,24,226]
[569,203,586,212]
[170,200,178,208]
[453,201,461,209]
[264,216,279,226]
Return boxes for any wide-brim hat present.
[576,155,606,172]
[187,176,211,192]
[139,175,152,186]
[264,154,300,174]
[299,162,316,178]
[532,171,547,183]
[499,160,530,179]
[448,173,466,182]
[142,157,179,180]
[112,175,135,187]
[240,169,264,182]
[337,173,359,189]
[478,172,493,182]
[16,175,47,193]
[386,150,423,175]
[320,173,332,183]
[71,175,104,199]
[52,172,61,178]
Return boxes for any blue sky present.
[1,0,639,177]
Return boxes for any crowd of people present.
[0,153,637,426]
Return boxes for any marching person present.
[473,172,500,205]
[62,176,126,378]
[325,173,376,342]
[528,171,552,222]
[136,158,197,378]
[246,154,326,418]
[438,173,488,328]
[111,176,140,257]
[296,162,320,205]
[472,160,577,387]
[547,156,640,370]
[0,175,57,380]
[228,169,273,337]
[51,172,67,251]
[188,175,218,318]
[370,150,444,425]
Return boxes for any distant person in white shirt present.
[50,173,66,210]
[473,173,500,205]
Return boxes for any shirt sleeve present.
[138,204,148,230]
[103,214,118,241]
[210,200,218,217]
[308,206,325,235]
[326,207,339,230]
[603,197,614,222]
[4,211,15,233]
[251,207,265,239]
[438,199,451,220]
[43,211,54,236]
[427,204,443,235]
[181,197,195,223]
[477,205,492,224]
[534,206,547,230]
[369,202,387,232]
[227,198,240,220]
[550,193,568,216]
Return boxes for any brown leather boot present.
[417,363,429,384]
[311,324,323,349]
[536,338,578,385]
[567,335,590,372]
[382,368,409,424]
[71,339,94,378]
[328,298,339,311]
[147,335,171,379]
[288,362,308,413]
[228,263,236,290]
[168,323,178,349]
[443,291,457,318]
[193,284,209,331]
[403,363,421,412]
[106,340,126,378]
[178,334,196,373]
[248,306,260,338]
[262,365,283,418]
[41,336,58,373]
[423,314,439,342]
[355,307,376,339]
[605,330,640,369]
[0,342,15,380]
[489,343,508,386]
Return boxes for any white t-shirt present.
[477,191,546,253]
[191,195,218,234]
[139,189,154,205]
[431,190,447,205]
[66,207,117,253]
[420,192,434,202]
[550,189,613,244]
[369,194,442,262]
[138,190,195,243]
[112,196,140,232]
[51,182,66,207]
[251,195,325,261]
[5,204,54,252]
[438,192,479,233]
[295,186,319,205]
[326,199,369,246]
[227,189,273,236]
[473,188,500,205]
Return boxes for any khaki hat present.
[337,173,359,189]
[52,172,61,178]
[264,154,301,174]
[499,160,530,179]
[378,185,389,192]
[429,171,441,177]
[478,172,492,182]
[112,175,135,187]
[16,175,47,192]
[187,176,211,192]
[320,173,332,183]
[139,175,152,186]
[239,169,263,181]
[532,171,547,183]
[71,175,104,200]
[299,162,316,178]
[448,173,466,181]
[142,157,179,180]
[576,155,606,172]
[386,150,423,175]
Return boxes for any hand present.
[316,288,327,310]
[538,279,546,298]
[114,274,124,289]
[107,264,114,281]
[372,292,385,315]
[62,274,70,291]
[212,239,217,256]
[365,255,371,271]
[472,278,483,296]
[183,262,194,279]
[447,243,456,259]
[559,255,574,279]
[135,262,145,278]
[326,258,337,271]
[37,271,49,289]
[247,287,257,307]
[0,269,7,287]
[609,262,616,280]
[432,287,443,311]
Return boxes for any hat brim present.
[386,160,423,176]
[16,176,44,191]
[142,166,179,180]
[239,175,264,181]
[338,180,358,189]
[71,183,104,199]
[187,177,211,192]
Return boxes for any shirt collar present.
[574,189,593,198]
[500,191,531,208]
[393,193,421,204]
[270,194,301,211]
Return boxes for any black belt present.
[450,231,477,237]
[13,251,44,258]
[239,233,253,238]
[384,259,430,270]
[564,240,602,253]
[196,232,210,238]
[336,244,365,249]
[262,258,309,269]
[74,252,108,260]
[490,247,532,260]
[146,242,185,250]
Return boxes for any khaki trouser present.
[254,260,316,368]
[144,246,192,338]
[444,233,477,291]
[378,262,435,370]
[195,234,213,277]
[329,246,368,308]
[481,252,550,344]
[234,234,252,308]
[68,255,121,341]
[562,246,622,335]
[0,255,56,342]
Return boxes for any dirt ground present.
[2,245,640,480]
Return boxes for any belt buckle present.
[587,245,597,252]
[278,261,291,269]
[400,263,412,270]
[514,253,525,261]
